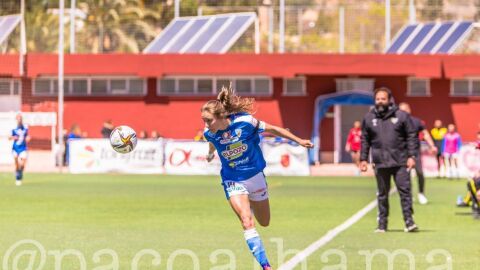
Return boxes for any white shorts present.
[12,150,28,160]
[222,172,269,202]
[443,152,458,159]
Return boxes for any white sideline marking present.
[277,189,397,270]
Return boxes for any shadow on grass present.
[380,229,436,233]
[454,212,474,216]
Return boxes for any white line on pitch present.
[277,189,397,270]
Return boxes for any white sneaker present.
[418,193,428,205]
[15,180,22,186]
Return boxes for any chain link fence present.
[0,0,479,54]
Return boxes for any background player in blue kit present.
[201,86,313,270]
[9,114,30,186]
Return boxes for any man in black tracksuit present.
[398,102,438,205]
[360,87,419,233]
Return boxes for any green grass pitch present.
[0,173,478,269]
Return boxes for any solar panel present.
[0,14,21,46]
[418,22,454,53]
[204,14,254,53]
[183,17,229,53]
[403,23,435,53]
[164,18,209,53]
[385,21,474,54]
[143,12,257,54]
[143,20,189,53]
[437,21,473,53]
[386,25,417,54]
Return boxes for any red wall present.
[373,76,480,141]
[21,76,339,150]
[8,54,480,149]
[21,75,480,150]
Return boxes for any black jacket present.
[360,105,418,168]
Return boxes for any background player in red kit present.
[346,121,362,173]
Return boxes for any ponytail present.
[201,84,255,118]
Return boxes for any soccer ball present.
[110,125,137,154]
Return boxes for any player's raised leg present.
[229,194,272,270]
[250,199,270,227]
[246,172,271,227]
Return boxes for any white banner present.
[69,139,164,174]
[262,141,310,176]
[164,140,311,176]
[164,141,221,175]
[422,144,480,178]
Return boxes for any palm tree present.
[76,0,160,53]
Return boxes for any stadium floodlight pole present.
[19,0,26,76]
[70,0,76,53]
[255,17,260,54]
[268,5,274,53]
[279,0,285,53]
[297,8,302,41]
[58,0,65,172]
[409,0,416,24]
[174,0,180,18]
[385,0,391,49]
[339,6,345,54]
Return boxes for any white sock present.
[244,228,259,240]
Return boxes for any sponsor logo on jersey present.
[220,130,238,144]
[228,157,250,168]
[220,129,243,144]
[391,117,398,124]
[221,142,248,160]
[372,119,378,126]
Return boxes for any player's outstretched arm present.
[264,123,313,148]
[206,142,216,162]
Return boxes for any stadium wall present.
[1,54,479,157]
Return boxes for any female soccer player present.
[431,119,447,177]
[442,124,462,178]
[201,86,313,270]
[9,113,30,186]
[345,121,362,174]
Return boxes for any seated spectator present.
[457,171,480,219]
[65,124,82,166]
[138,130,148,139]
[101,120,114,138]
[150,130,162,140]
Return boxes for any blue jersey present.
[204,113,266,182]
[12,125,28,153]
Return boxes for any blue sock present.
[244,228,270,268]
[19,169,23,180]
[15,170,20,180]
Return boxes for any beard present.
[375,103,389,113]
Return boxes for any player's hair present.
[201,84,255,118]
